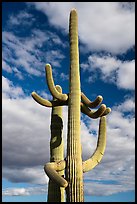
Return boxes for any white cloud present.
[2,31,41,77]
[2,76,51,184]
[88,55,121,75]
[83,97,135,196]
[2,28,65,78]
[81,54,135,90]
[3,188,30,196]
[116,98,135,113]
[2,76,135,196]
[8,10,35,27]
[29,2,135,54]
[60,72,69,81]
[117,60,135,89]
[2,186,48,196]
[2,60,12,73]
[2,95,51,168]
[45,50,65,67]
[3,167,48,185]
[2,76,25,98]
[84,180,134,196]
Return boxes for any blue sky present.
[2,2,135,202]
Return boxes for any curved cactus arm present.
[44,160,68,188]
[31,91,68,107]
[101,107,111,116]
[81,102,106,119]
[82,116,106,173]
[81,92,103,108]
[45,64,68,101]
[31,91,52,107]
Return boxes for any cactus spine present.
[31,8,111,202]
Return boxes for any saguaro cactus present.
[31,8,111,202]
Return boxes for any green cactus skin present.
[47,85,66,202]
[31,91,110,117]
[31,91,68,107]
[31,8,111,202]
[44,161,67,188]
[101,107,111,116]
[81,102,106,119]
[45,64,68,101]
[81,92,103,108]
[65,9,84,202]
[32,85,68,201]
[83,116,106,172]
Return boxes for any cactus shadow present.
[50,114,63,148]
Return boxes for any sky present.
[2,2,135,202]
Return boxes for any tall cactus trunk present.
[66,9,84,202]
[47,86,65,202]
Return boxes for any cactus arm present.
[31,91,68,107]
[81,102,106,118]
[44,161,68,188]
[45,64,68,101]
[81,92,103,108]
[82,116,106,173]
[101,107,111,116]
[31,91,53,107]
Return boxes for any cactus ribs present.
[32,9,111,202]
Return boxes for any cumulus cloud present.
[2,76,135,196]
[83,96,135,195]
[115,98,135,113]
[116,60,135,89]
[3,188,30,196]
[28,2,135,54]
[2,76,51,184]
[81,54,135,90]
[3,167,48,185]
[2,186,47,196]
[2,76,25,98]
